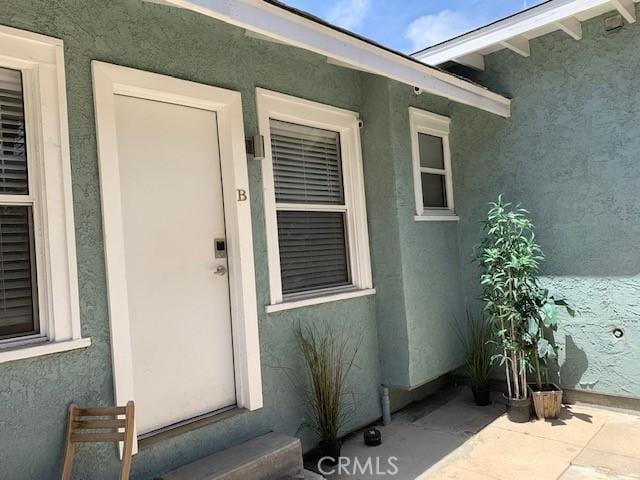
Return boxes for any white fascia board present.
[147,0,511,117]
[413,0,625,65]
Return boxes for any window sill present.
[414,213,459,222]
[0,338,91,364]
[266,288,376,313]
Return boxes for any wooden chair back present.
[61,401,135,480]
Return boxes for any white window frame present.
[409,107,458,222]
[92,62,263,453]
[0,26,88,363]
[256,88,374,313]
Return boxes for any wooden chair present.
[61,401,135,480]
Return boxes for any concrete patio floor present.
[322,389,640,479]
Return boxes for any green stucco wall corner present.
[359,77,466,390]
[452,8,640,399]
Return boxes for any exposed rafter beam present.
[610,0,637,23]
[555,18,582,40]
[453,53,485,71]
[500,36,530,57]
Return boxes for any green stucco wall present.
[452,8,640,399]
[0,1,464,478]
[0,1,378,479]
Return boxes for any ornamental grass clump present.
[458,313,494,406]
[295,323,359,461]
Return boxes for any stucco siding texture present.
[452,9,640,399]
[388,83,465,388]
[0,1,383,479]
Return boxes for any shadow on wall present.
[559,335,589,389]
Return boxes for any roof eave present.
[145,0,511,118]
[413,0,638,67]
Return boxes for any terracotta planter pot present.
[528,383,563,420]
[504,394,532,423]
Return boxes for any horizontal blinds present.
[270,119,344,205]
[0,205,37,339]
[277,211,350,294]
[0,68,37,340]
[0,68,29,195]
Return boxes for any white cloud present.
[326,0,371,30]
[405,9,484,51]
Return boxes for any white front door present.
[113,94,236,435]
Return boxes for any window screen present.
[270,119,351,295]
[0,67,38,340]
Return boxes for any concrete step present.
[279,469,325,480]
[157,432,303,480]
[280,469,325,480]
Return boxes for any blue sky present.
[281,0,545,53]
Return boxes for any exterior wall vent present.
[604,14,624,32]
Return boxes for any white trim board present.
[92,62,263,454]
[414,0,639,69]
[145,0,511,117]
[409,108,456,220]
[0,25,87,362]
[256,88,373,309]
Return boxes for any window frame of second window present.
[256,88,373,310]
[0,26,87,362]
[409,107,457,221]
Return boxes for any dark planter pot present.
[319,439,342,465]
[504,394,532,423]
[472,385,492,406]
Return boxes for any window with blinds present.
[0,67,38,340]
[270,119,351,295]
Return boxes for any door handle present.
[214,265,227,276]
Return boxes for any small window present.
[0,68,39,341]
[257,89,373,310]
[409,107,456,220]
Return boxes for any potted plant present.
[477,196,574,422]
[527,292,575,420]
[460,313,494,406]
[295,323,359,465]
[476,196,539,422]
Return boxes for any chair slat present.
[73,419,126,430]
[75,406,127,417]
[71,432,125,443]
[61,401,135,480]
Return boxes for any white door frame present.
[92,62,262,453]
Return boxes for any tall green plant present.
[477,196,573,399]
[295,323,359,444]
